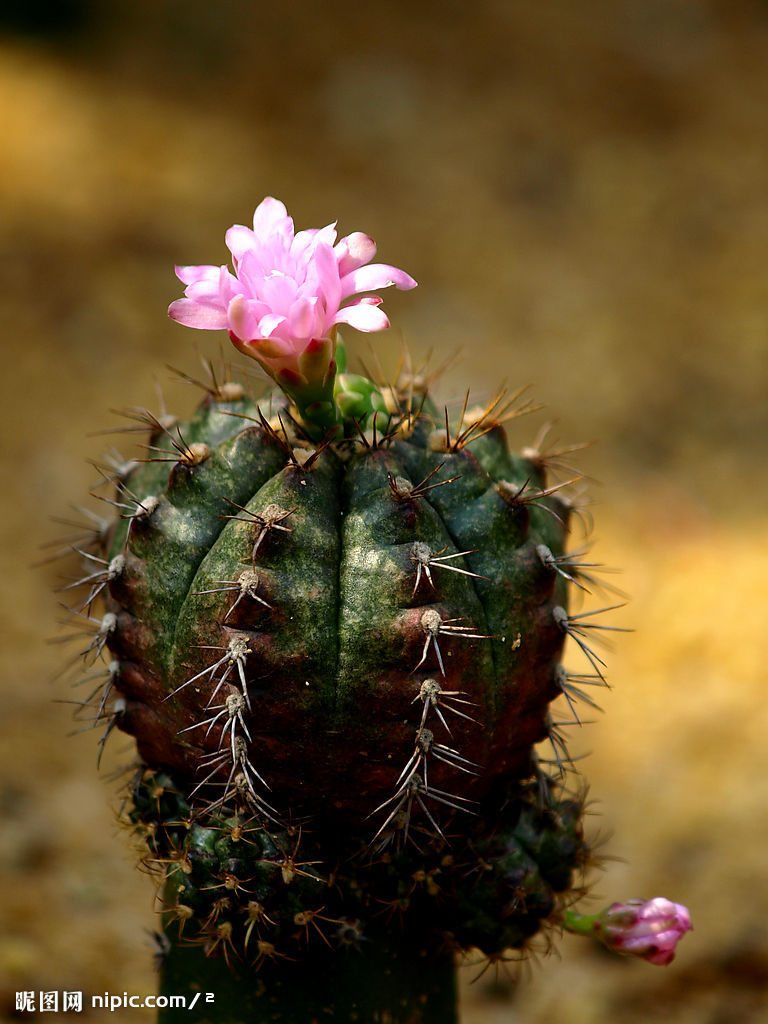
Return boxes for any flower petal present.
[252,196,289,232]
[287,295,321,343]
[225,225,257,262]
[335,232,377,276]
[226,294,262,342]
[183,265,238,305]
[334,300,390,332]
[311,241,342,325]
[260,271,300,315]
[340,262,418,300]
[293,222,338,262]
[168,298,228,330]
[252,197,294,250]
[258,312,288,338]
[175,264,220,286]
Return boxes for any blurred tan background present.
[1,0,767,1020]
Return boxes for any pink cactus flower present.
[168,197,417,390]
[595,898,692,966]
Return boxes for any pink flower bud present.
[596,898,692,966]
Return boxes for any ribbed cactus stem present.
[64,366,595,1013]
[158,927,458,1024]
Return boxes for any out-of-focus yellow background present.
[1,1,767,1020]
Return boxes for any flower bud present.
[564,897,692,966]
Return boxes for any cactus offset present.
[57,199,688,1023]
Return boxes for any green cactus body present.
[72,375,594,1021]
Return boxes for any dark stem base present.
[158,929,459,1024]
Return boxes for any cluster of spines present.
[370,676,483,850]
[128,767,590,967]
[51,356,621,964]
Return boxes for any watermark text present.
[15,991,215,1013]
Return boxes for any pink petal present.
[287,295,321,342]
[293,222,338,262]
[258,312,288,338]
[184,265,236,304]
[175,264,220,286]
[286,233,317,279]
[340,262,418,300]
[253,196,288,228]
[260,272,300,315]
[236,248,274,296]
[335,232,377,276]
[168,298,228,330]
[314,222,339,248]
[253,197,294,245]
[334,301,390,332]
[217,264,243,304]
[225,225,257,261]
[312,241,342,320]
[226,294,262,342]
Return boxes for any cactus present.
[59,199,689,1023]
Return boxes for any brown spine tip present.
[496,480,524,506]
